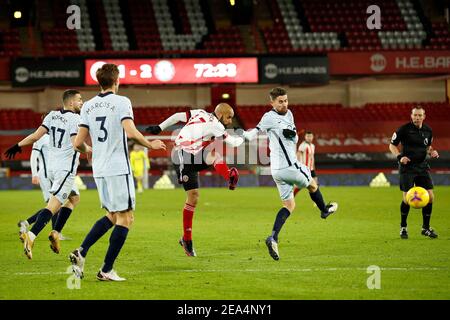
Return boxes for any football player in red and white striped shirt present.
[294,131,317,196]
[145,103,244,257]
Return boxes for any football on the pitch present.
[406,186,430,209]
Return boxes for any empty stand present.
[0,0,449,57]
[0,109,42,130]
[0,29,21,57]
[133,106,191,126]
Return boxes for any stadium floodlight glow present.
[229,0,235,6]
[14,11,22,19]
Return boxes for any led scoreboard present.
[85,58,258,85]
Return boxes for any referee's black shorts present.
[399,171,434,192]
[173,149,210,191]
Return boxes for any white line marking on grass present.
[11,267,448,276]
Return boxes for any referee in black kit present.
[389,106,440,239]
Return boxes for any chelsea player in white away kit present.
[4,90,86,259]
[243,87,338,261]
[18,134,70,240]
[70,63,165,282]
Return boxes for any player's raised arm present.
[242,111,273,141]
[223,132,244,147]
[145,111,189,135]
[242,128,259,141]
[4,125,48,160]
[123,119,166,150]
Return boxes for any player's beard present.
[277,108,287,115]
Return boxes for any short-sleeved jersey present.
[175,109,227,154]
[41,109,80,174]
[80,92,133,178]
[298,141,315,170]
[391,122,433,172]
[257,109,298,170]
[32,134,50,178]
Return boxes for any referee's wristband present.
[397,154,403,161]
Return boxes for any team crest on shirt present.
[182,175,189,182]
[62,193,67,199]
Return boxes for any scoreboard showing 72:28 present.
[85,58,259,85]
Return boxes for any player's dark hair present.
[411,105,425,114]
[305,131,313,135]
[62,89,80,104]
[269,87,287,101]
[96,63,119,90]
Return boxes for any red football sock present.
[293,186,300,197]
[183,203,195,241]
[213,160,230,180]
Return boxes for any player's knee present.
[187,190,199,205]
[288,203,296,212]
[307,181,318,193]
[69,195,80,207]
[116,211,134,228]
[283,200,295,212]
[127,213,135,227]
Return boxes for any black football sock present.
[51,211,59,230]
[79,216,114,258]
[309,188,327,212]
[271,207,291,242]
[102,225,129,273]
[29,209,53,236]
[422,203,432,229]
[54,207,72,233]
[400,201,410,228]
[26,209,42,225]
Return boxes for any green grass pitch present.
[0,186,449,300]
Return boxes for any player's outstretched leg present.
[266,207,290,261]
[180,202,196,257]
[212,159,239,190]
[97,223,129,282]
[18,209,42,241]
[228,167,239,190]
[265,236,280,261]
[49,206,74,253]
[22,208,53,259]
[70,215,114,278]
[308,186,337,219]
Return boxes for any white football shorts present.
[48,170,79,204]
[94,174,136,212]
[272,162,312,201]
